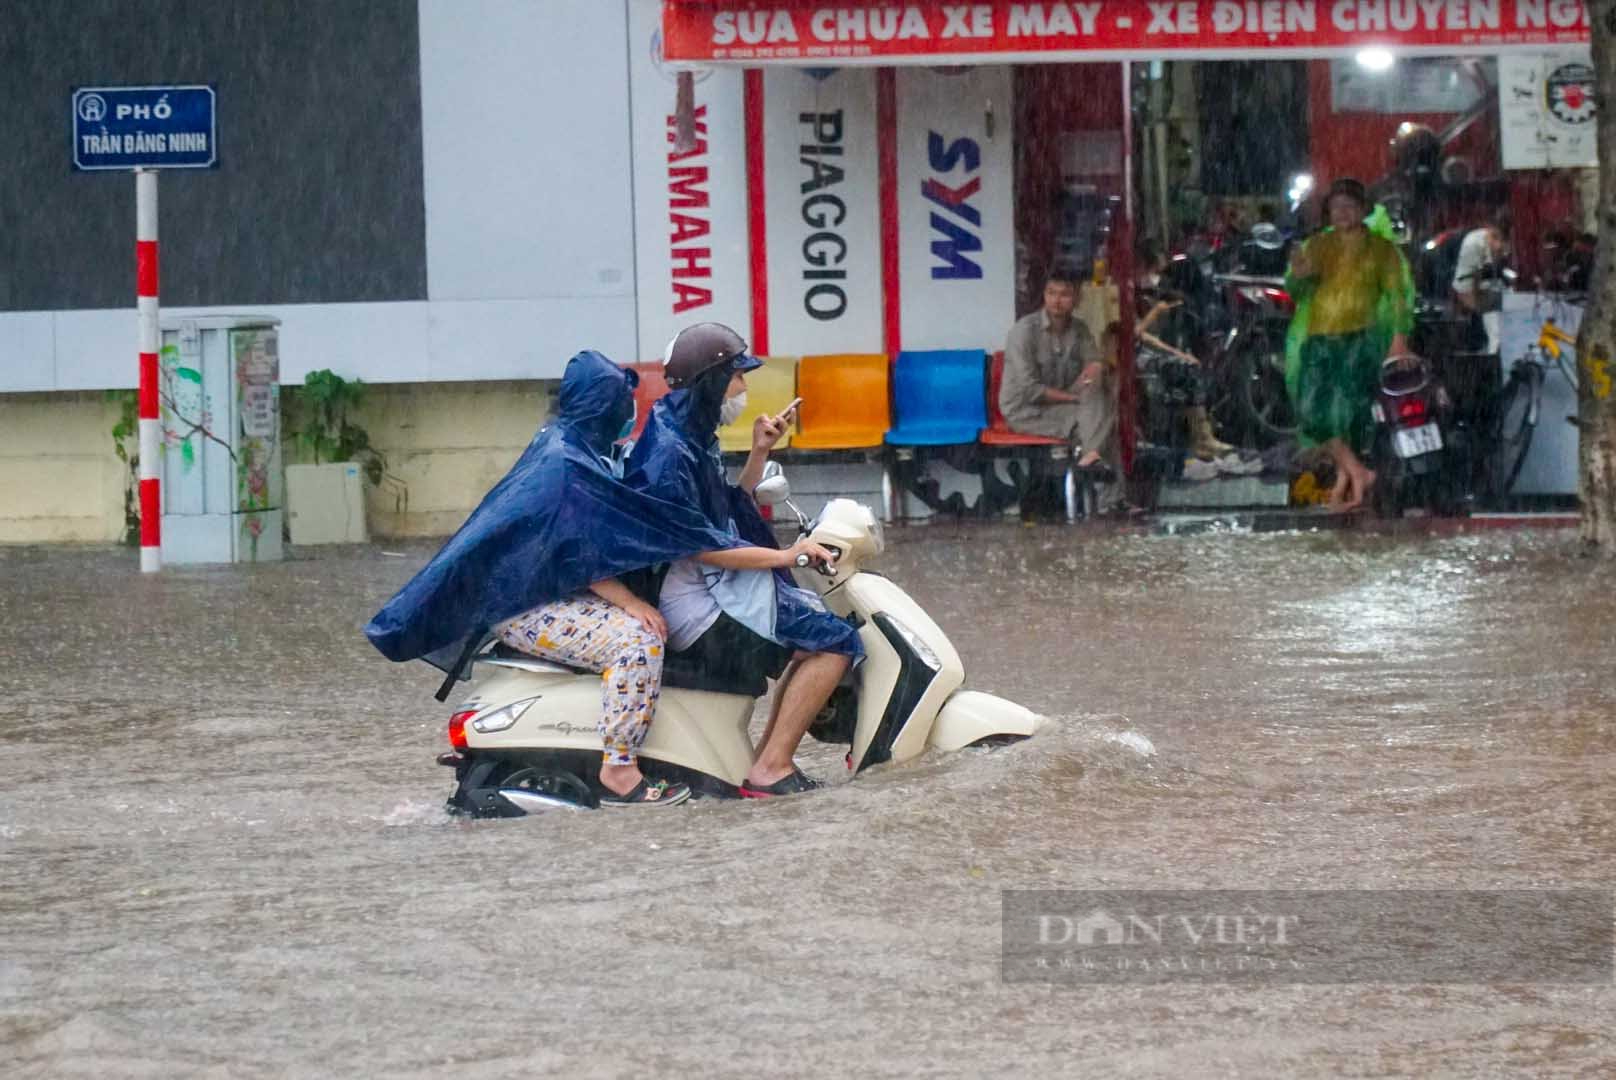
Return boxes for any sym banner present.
[896,66,1014,352]
[663,1,1590,65]
[630,0,751,359]
[764,67,882,355]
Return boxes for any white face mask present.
[719,390,747,427]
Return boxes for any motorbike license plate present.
[1393,422,1443,458]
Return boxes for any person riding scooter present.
[364,350,742,806]
[626,322,865,799]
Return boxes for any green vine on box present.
[107,389,141,546]
[283,369,386,485]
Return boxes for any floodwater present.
[2,524,1613,1078]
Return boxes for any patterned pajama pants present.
[495,596,664,766]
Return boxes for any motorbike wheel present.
[1371,475,1402,519]
[451,759,598,817]
[1369,434,1403,518]
[1489,366,1540,501]
[496,765,597,813]
[1234,336,1296,447]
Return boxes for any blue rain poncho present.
[624,366,865,660]
[364,350,740,671]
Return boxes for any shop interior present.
[1008,52,1594,511]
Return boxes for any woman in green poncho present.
[1285,177,1414,511]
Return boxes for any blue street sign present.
[72,85,217,171]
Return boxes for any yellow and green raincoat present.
[1283,207,1415,450]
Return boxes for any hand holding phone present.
[778,397,804,422]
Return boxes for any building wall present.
[354,380,552,538]
[0,393,130,543]
[0,383,553,544]
[0,0,640,390]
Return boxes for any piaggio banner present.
[662,1,1590,65]
[763,68,884,354]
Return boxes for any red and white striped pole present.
[136,168,161,573]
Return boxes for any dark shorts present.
[676,613,793,685]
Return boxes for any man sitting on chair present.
[999,267,1127,514]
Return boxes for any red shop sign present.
[662,1,1590,64]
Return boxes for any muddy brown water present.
[2,525,1612,1078]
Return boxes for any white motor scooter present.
[438,466,1044,815]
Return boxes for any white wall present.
[420,0,637,305]
[0,0,642,392]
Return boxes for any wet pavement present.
[2,524,1613,1077]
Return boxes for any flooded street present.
[2,524,1613,1077]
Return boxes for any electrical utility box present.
[158,316,284,564]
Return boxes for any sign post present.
[73,84,217,572]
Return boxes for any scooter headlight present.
[470,696,541,734]
[879,615,941,672]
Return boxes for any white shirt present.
[1452,229,1501,299]
[658,558,722,651]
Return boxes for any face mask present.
[719,390,747,427]
[600,442,630,479]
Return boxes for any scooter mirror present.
[754,471,791,506]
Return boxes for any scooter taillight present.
[1262,286,1292,312]
[448,708,476,751]
[1395,397,1429,424]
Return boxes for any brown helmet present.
[662,322,760,388]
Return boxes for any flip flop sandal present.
[739,769,821,799]
[599,778,692,807]
[791,767,823,790]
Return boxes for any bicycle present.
[1488,291,1581,499]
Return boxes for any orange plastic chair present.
[792,354,890,450]
[626,362,670,441]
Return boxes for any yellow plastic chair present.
[718,355,798,452]
[792,354,891,450]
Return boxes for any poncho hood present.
[364,350,738,667]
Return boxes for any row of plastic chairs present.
[628,350,1090,522]
[629,350,1070,453]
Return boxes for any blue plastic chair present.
[884,350,988,447]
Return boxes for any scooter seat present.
[662,649,768,698]
[488,642,764,697]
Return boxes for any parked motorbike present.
[1369,354,1470,517]
[1166,224,1297,447]
[1214,271,1296,446]
[437,467,1045,816]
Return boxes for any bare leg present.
[1325,442,1352,507]
[1328,472,1351,506]
[599,762,645,796]
[1324,438,1375,511]
[753,655,806,759]
[745,652,851,787]
[1075,378,1123,510]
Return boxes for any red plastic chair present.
[627,362,670,441]
[979,351,1086,521]
[981,351,1068,447]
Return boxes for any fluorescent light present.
[1356,48,1395,73]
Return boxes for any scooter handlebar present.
[793,552,839,576]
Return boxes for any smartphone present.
[779,396,804,419]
